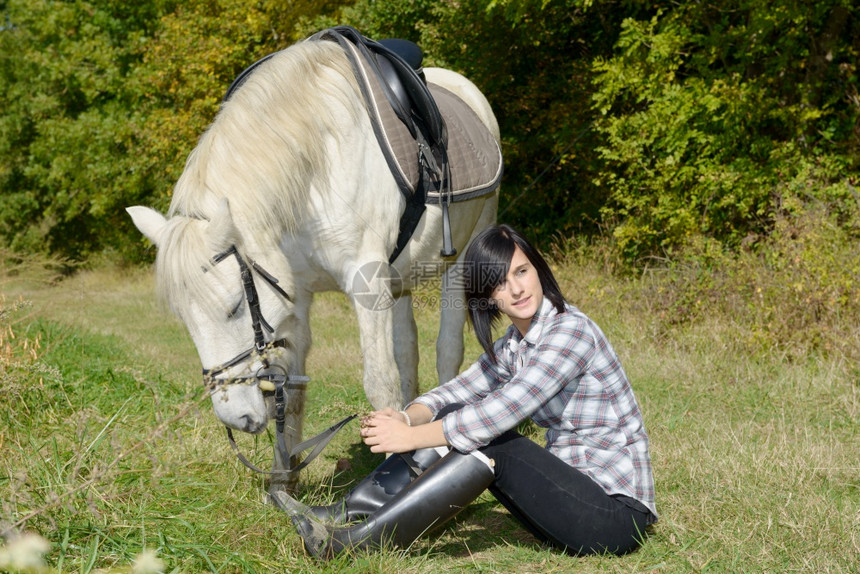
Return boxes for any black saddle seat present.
[376,38,429,127]
[315,26,445,149]
[378,38,424,76]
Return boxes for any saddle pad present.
[341,40,503,203]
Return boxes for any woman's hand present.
[360,408,413,454]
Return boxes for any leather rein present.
[201,246,355,476]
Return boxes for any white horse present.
[127,38,499,491]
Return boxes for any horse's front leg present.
[269,311,310,495]
[391,294,419,404]
[436,265,467,383]
[351,288,404,410]
[269,380,305,495]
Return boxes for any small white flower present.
[0,532,51,570]
[132,549,165,574]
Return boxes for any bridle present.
[201,245,355,476]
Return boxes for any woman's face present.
[491,245,544,335]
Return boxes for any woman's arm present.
[439,314,591,453]
[401,403,433,426]
[360,406,448,453]
[359,339,512,454]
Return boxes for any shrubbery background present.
[0,1,858,380]
[1,0,856,261]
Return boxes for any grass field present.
[1,253,857,573]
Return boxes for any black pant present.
[437,405,651,556]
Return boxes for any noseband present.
[202,245,355,476]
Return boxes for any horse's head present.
[127,200,303,434]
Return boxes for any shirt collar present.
[507,296,556,348]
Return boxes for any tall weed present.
[622,196,860,373]
[2,231,857,572]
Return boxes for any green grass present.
[1,253,857,573]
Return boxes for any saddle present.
[313,27,445,154]
[225,26,503,263]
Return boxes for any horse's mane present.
[167,40,359,233]
[154,216,217,318]
[156,40,360,315]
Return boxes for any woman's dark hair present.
[462,224,565,361]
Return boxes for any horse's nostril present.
[241,415,267,434]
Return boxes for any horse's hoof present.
[291,513,332,559]
[269,490,310,517]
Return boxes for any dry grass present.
[1,247,857,572]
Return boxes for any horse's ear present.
[126,206,167,247]
[206,198,240,252]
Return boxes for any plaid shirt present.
[411,298,657,520]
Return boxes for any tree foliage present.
[0,0,857,264]
[0,0,336,262]
[591,1,859,260]
[1,0,133,257]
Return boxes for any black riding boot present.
[307,448,443,524]
[292,450,496,559]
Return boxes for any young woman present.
[287,224,658,559]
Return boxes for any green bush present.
[1,0,858,266]
[625,185,860,367]
[592,2,859,262]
